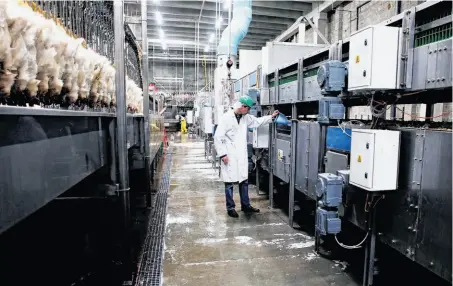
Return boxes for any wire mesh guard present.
[135,149,173,286]
[414,4,452,47]
[0,1,142,111]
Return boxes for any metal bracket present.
[101,184,131,196]
[397,8,416,89]
[302,16,331,45]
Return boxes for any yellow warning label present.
[355,55,360,63]
[357,155,362,162]
[277,150,283,161]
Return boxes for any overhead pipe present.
[216,0,252,57]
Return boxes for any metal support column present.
[141,0,152,199]
[390,105,397,121]
[425,103,434,122]
[274,70,279,104]
[269,106,276,208]
[363,199,378,286]
[109,120,117,185]
[314,201,320,252]
[318,125,327,173]
[114,1,131,281]
[255,147,260,195]
[297,59,304,102]
[288,118,297,227]
[315,120,327,253]
[114,0,130,226]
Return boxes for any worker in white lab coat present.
[214,95,279,218]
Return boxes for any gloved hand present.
[272,110,280,118]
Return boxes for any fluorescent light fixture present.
[159,28,165,39]
[215,17,223,29]
[155,11,163,25]
[204,45,209,52]
[223,0,231,10]
[209,33,214,43]
[148,39,196,46]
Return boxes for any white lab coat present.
[214,110,273,183]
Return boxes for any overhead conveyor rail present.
[0,1,164,237]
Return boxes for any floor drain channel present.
[135,147,173,286]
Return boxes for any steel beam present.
[148,31,272,41]
[147,18,288,31]
[153,2,307,18]
[165,0,312,12]
[148,56,217,62]
[147,38,265,49]
[148,25,279,36]
[147,11,295,25]
[274,0,342,42]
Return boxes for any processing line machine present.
[0,0,165,239]
[250,1,452,285]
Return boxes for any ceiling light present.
[209,33,214,43]
[223,0,231,10]
[204,45,209,52]
[155,11,163,25]
[159,28,165,39]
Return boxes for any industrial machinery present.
[252,1,452,285]
[0,1,164,284]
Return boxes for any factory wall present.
[303,1,421,46]
[297,0,450,122]
[148,59,213,93]
[239,49,262,78]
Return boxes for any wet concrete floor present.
[163,137,359,286]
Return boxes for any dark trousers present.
[225,180,250,211]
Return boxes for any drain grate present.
[135,149,173,286]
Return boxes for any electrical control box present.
[350,129,401,191]
[348,25,401,91]
[252,124,270,149]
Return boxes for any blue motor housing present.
[318,97,345,124]
[316,208,342,235]
[316,173,343,207]
[317,60,348,95]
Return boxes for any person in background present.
[180,115,187,134]
[214,95,279,218]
